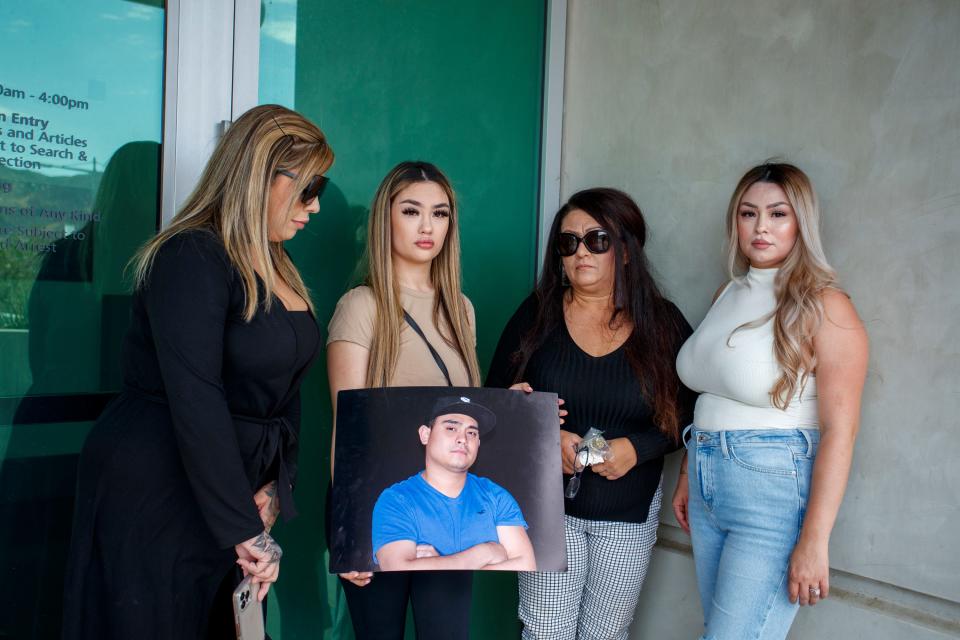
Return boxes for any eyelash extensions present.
[401,207,451,218]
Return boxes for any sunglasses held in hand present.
[565,444,589,499]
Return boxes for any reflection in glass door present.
[0,0,163,399]
[0,1,164,636]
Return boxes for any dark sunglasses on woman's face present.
[276,169,327,205]
[557,229,611,257]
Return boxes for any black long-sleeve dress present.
[486,293,695,523]
[62,230,320,639]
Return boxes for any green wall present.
[267,1,547,638]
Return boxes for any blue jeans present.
[686,427,819,640]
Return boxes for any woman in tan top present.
[326,161,481,640]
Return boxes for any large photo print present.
[329,387,566,573]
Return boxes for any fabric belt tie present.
[235,413,299,522]
[124,386,299,522]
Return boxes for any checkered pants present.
[518,484,662,640]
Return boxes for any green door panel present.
[263,1,547,638]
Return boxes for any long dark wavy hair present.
[513,187,688,440]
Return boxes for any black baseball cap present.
[426,395,497,436]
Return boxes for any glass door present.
[0,1,562,636]
[0,1,164,636]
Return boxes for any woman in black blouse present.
[62,105,333,639]
[487,188,694,640]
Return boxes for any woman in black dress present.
[62,104,334,639]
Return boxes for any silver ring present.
[809,587,821,597]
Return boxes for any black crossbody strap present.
[403,310,454,387]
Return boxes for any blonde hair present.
[131,104,334,320]
[725,162,840,409]
[362,161,480,387]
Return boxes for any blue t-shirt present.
[371,472,527,562]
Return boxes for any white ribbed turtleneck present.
[676,267,819,431]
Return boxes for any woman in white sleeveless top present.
[673,163,868,639]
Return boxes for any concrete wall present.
[560,0,960,636]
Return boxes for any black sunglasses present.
[277,169,326,205]
[564,444,589,499]
[557,229,611,257]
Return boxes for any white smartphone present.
[232,576,265,640]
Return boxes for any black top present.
[123,229,320,545]
[486,294,694,523]
[63,229,321,638]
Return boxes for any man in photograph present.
[372,395,536,571]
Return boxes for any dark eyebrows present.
[397,199,450,209]
[560,225,604,234]
[440,418,478,431]
[740,200,790,209]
